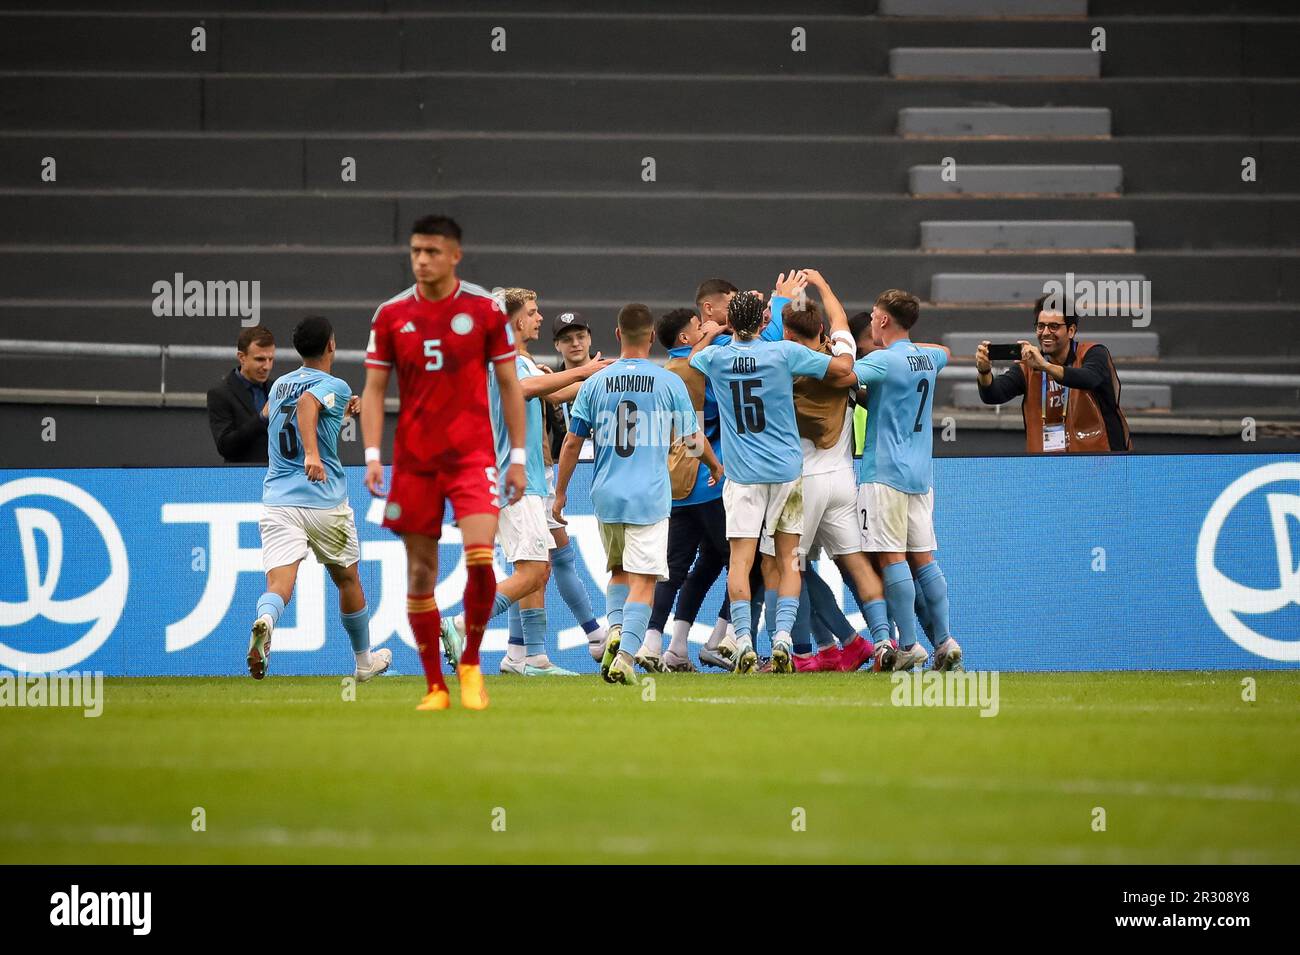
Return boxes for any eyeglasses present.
[1036,322,1067,333]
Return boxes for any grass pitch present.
[2,671,1298,864]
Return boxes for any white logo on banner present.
[0,478,129,672]
[163,500,574,655]
[1196,462,1300,662]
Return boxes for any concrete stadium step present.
[12,303,1293,366]
[7,133,1297,195]
[1088,0,1297,14]
[2,248,1296,309]
[931,272,1151,306]
[890,48,1100,79]
[0,354,231,397]
[0,135,306,189]
[3,14,1295,78]
[910,165,1123,196]
[950,381,1172,410]
[943,330,1160,358]
[0,1,874,11]
[0,303,371,350]
[899,107,1110,139]
[922,305,1300,359]
[880,0,1084,15]
[5,0,1281,14]
[6,75,1298,135]
[921,220,1135,251]
[5,191,1298,251]
[0,194,401,246]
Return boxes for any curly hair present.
[502,287,537,318]
[727,291,765,340]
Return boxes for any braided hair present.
[727,291,765,340]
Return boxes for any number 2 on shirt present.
[912,378,930,433]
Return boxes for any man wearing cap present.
[534,310,612,662]
[545,310,596,459]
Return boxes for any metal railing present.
[2,337,1299,395]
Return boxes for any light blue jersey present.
[487,352,548,498]
[569,358,698,525]
[854,340,948,494]
[689,337,831,485]
[263,366,352,508]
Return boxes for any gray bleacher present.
[0,0,1298,466]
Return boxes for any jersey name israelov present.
[488,352,548,498]
[689,338,831,486]
[263,366,352,508]
[365,281,514,474]
[854,340,948,494]
[569,358,698,525]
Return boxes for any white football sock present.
[705,616,728,650]
[355,649,371,668]
[507,643,526,663]
[641,628,663,656]
[669,619,691,658]
[524,654,551,668]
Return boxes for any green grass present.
[2,671,1298,864]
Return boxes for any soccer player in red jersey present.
[360,215,525,712]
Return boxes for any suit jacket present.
[207,368,272,464]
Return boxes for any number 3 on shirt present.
[424,339,443,372]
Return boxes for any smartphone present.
[986,343,1024,362]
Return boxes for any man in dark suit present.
[207,325,277,463]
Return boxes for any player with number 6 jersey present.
[552,304,722,686]
[360,215,527,712]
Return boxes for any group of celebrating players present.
[245,215,961,712]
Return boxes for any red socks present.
[461,545,496,667]
[407,593,445,692]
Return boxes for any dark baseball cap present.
[551,311,591,340]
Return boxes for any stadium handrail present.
[2,339,1298,389]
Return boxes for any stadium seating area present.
[1,0,1298,464]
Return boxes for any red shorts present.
[382,464,499,538]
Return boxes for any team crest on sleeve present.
[322,392,336,409]
[451,313,475,335]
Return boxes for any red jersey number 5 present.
[424,339,443,372]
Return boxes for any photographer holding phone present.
[975,295,1132,453]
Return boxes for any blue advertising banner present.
[1,455,1297,675]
